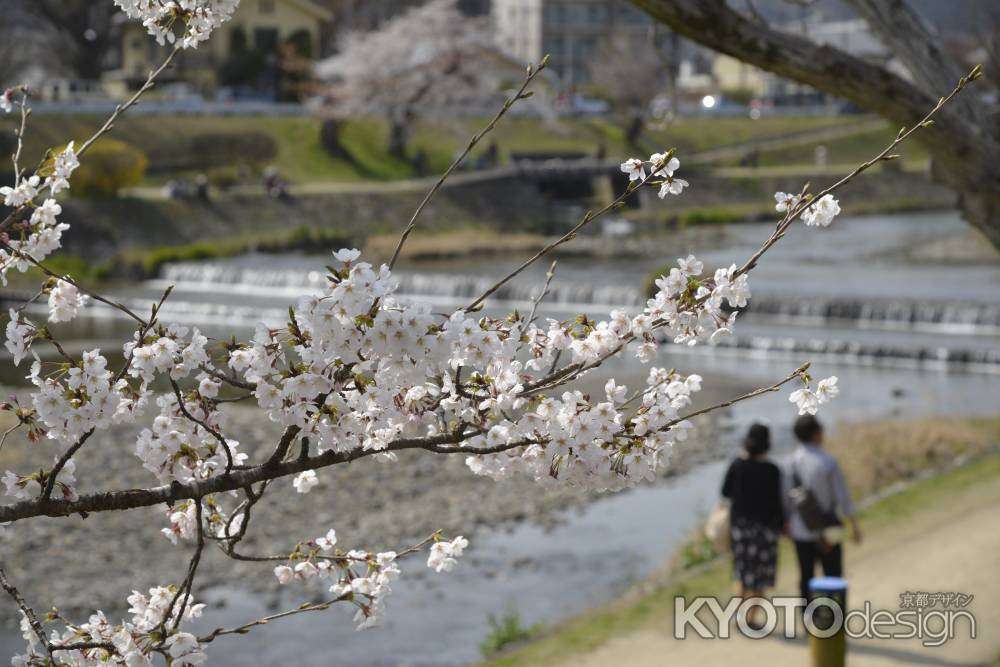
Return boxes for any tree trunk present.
[629,0,1000,248]
[387,113,412,160]
[624,113,645,148]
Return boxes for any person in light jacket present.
[785,415,862,601]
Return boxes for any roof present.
[283,0,334,22]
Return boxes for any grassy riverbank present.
[11,114,852,185]
[480,416,1000,667]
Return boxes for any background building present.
[102,0,332,100]
[491,0,655,89]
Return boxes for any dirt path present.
[557,467,1000,667]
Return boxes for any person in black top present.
[722,423,786,601]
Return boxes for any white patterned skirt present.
[730,515,779,590]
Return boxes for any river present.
[1,210,998,664]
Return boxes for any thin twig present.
[463,160,666,312]
[388,56,548,269]
[0,567,53,661]
[659,363,809,432]
[199,364,257,392]
[198,596,348,643]
[0,244,148,325]
[525,260,557,329]
[75,47,182,160]
[11,92,29,183]
[40,429,93,501]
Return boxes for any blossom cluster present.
[4,308,36,365]
[112,0,240,48]
[3,458,77,502]
[29,350,140,446]
[620,153,689,198]
[775,192,842,227]
[427,535,469,573]
[790,376,840,415]
[267,529,470,630]
[48,279,88,323]
[271,528,402,630]
[200,243,752,498]
[12,586,206,667]
[0,143,78,285]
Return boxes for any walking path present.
[554,459,1000,667]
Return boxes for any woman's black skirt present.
[730,515,779,590]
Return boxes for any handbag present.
[704,499,731,553]
[789,463,842,532]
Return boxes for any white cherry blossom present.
[619,158,645,182]
[292,470,319,494]
[47,278,88,323]
[801,194,841,227]
[427,536,469,573]
[774,191,801,213]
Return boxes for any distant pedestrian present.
[722,423,785,607]
[785,415,861,601]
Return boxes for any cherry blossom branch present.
[200,533,439,644]
[264,426,302,467]
[218,483,270,553]
[388,56,549,269]
[223,531,437,566]
[515,72,977,396]
[525,260,557,329]
[0,430,536,523]
[733,64,981,280]
[39,429,93,501]
[199,364,257,391]
[0,45,181,239]
[0,422,21,452]
[0,568,117,656]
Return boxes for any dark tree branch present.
[629,0,1000,247]
[0,431,538,524]
[845,0,970,108]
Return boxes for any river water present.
[1,211,998,664]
